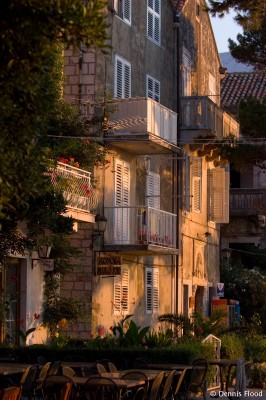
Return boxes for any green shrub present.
[246,363,266,388]
[244,336,266,363]
[220,333,244,359]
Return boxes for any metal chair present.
[183,359,208,400]
[0,386,22,400]
[20,364,39,400]
[62,366,76,378]
[147,371,164,400]
[96,363,107,374]
[121,371,149,399]
[108,362,118,372]
[48,361,61,376]
[83,376,120,400]
[34,362,52,398]
[42,375,76,400]
[171,368,188,399]
[160,370,175,400]
[60,383,73,400]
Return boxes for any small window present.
[147,0,161,45]
[114,0,131,25]
[114,55,131,98]
[209,167,229,223]
[191,157,202,213]
[113,267,129,315]
[183,47,191,96]
[145,268,159,313]
[146,75,160,103]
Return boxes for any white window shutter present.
[123,0,131,24]
[147,0,160,44]
[148,171,160,209]
[114,159,130,243]
[114,56,131,99]
[113,267,129,315]
[192,158,202,212]
[145,268,159,313]
[210,168,229,223]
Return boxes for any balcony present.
[230,188,266,215]
[105,98,178,155]
[180,96,239,141]
[50,162,98,221]
[103,206,178,255]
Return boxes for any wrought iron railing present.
[104,205,177,248]
[230,188,266,213]
[180,96,239,139]
[50,162,98,213]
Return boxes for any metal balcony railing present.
[104,206,177,248]
[230,188,266,213]
[180,96,239,139]
[109,98,178,145]
[50,162,98,213]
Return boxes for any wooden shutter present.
[183,49,191,96]
[115,57,123,98]
[114,159,130,243]
[210,167,229,223]
[184,154,191,211]
[192,158,202,212]
[145,268,159,313]
[123,0,131,24]
[113,268,129,315]
[148,171,160,209]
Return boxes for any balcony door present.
[114,159,130,244]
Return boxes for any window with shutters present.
[114,55,131,99]
[145,268,159,313]
[191,157,202,213]
[183,48,191,96]
[114,159,130,243]
[209,73,217,104]
[113,267,129,315]
[209,167,229,223]
[113,0,131,25]
[146,75,160,103]
[147,0,161,45]
[147,171,160,209]
[184,154,191,212]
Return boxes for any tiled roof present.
[221,71,266,112]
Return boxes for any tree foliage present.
[0,0,108,217]
[207,1,266,70]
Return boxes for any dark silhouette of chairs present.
[160,370,175,400]
[62,366,76,378]
[42,375,76,400]
[60,383,73,400]
[79,365,99,377]
[37,356,48,366]
[147,371,164,400]
[0,386,22,400]
[121,371,149,400]
[96,363,107,374]
[34,362,52,398]
[183,359,208,400]
[171,368,188,399]
[108,362,118,372]
[83,376,120,400]
[20,364,39,400]
[48,361,61,376]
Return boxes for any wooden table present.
[73,376,145,390]
[61,361,96,369]
[0,363,29,376]
[102,369,181,380]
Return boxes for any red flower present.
[69,157,75,162]
[59,157,68,164]
[34,313,40,320]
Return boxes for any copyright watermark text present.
[209,390,263,398]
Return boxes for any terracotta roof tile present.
[221,71,266,112]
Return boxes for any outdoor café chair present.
[121,371,149,400]
[42,374,76,400]
[96,364,107,374]
[160,370,175,400]
[34,362,52,398]
[62,366,76,378]
[60,383,73,400]
[183,359,208,400]
[108,362,118,372]
[171,368,187,399]
[0,386,22,400]
[83,376,120,400]
[147,371,164,400]
[20,364,39,400]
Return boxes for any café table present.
[145,363,192,371]
[72,376,145,390]
[0,363,30,376]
